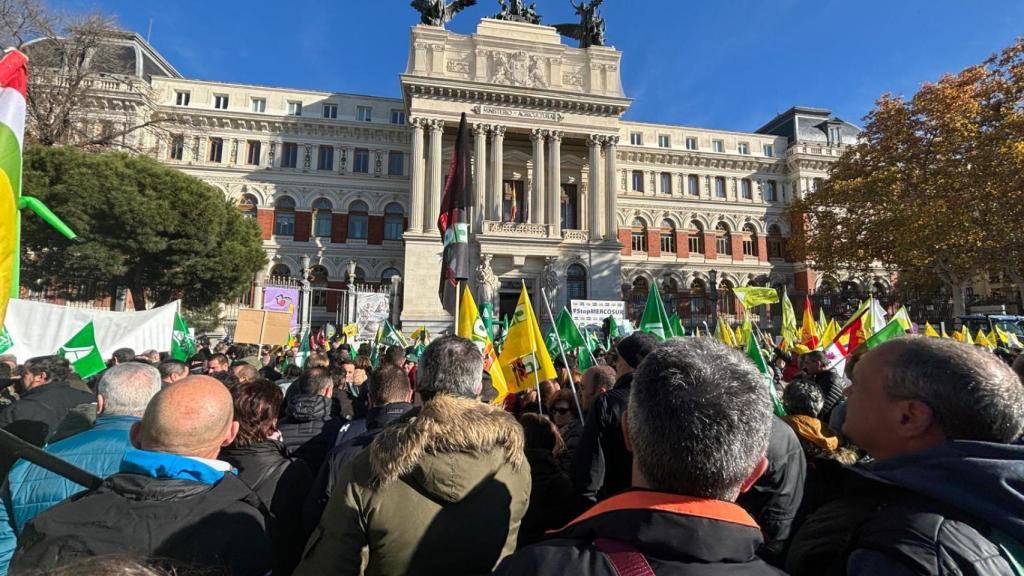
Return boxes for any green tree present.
[792,39,1024,317]
[20,144,266,308]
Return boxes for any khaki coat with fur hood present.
[294,394,531,576]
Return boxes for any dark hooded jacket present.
[787,441,1024,576]
[572,372,633,502]
[812,369,846,423]
[293,395,531,576]
[277,393,344,473]
[494,489,785,575]
[0,381,95,447]
[519,447,583,548]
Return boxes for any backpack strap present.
[594,538,656,576]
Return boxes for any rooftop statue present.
[494,0,542,24]
[411,0,478,27]
[554,0,607,48]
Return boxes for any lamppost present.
[390,274,403,328]
[708,269,719,327]
[300,254,311,336]
[345,260,357,326]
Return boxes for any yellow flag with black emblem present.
[457,284,508,404]
[497,282,557,394]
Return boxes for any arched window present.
[566,264,587,301]
[381,267,401,284]
[312,198,333,238]
[767,224,784,259]
[269,264,291,279]
[631,218,648,253]
[660,220,676,254]
[238,194,258,219]
[716,222,731,256]
[273,196,296,236]
[309,265,329,307]
[719,279,736,315]
[348,200,369,240]
[384,202,404,241]
[742,224,758,257]
[688,221,704,254]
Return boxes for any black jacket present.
[557,419,583,476]
[494,489,785,575]
[572,372,632,502]
[519,448,584,548]
[0,381,95,447]
[10,472,272,576]
[812,369,846,422]
[737,417,806,567]
[278,393,345,473]
[220,440,313,575]
[787,441,1024,576]
[301,401,413,535]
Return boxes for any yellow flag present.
[821,319,840,348]
[457,285,508,404]
[497,283,557,394]
[733,326,743,348]
[941,326,950,339]
[716,317,736,347]
[961,326,974,345]
[923,322,939,338]
[892,306,912,331]
[975,328,991,348]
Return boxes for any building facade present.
[34,20,886,330]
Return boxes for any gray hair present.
[783,380,825,418]
[878,338,1024,442]
[628,337,772,500]
[97,363,162,417]
[417,335,483,400]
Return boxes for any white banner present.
[570,300,626,330]
[3,299,178,362]
[355,292,391,342]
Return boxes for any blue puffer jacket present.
[0,415,138,576]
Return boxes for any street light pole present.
[345,260,357,327]
[300,254,311,336]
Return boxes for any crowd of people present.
[0,323,1021,575]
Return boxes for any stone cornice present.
[152,108,411,145]
[618,149,786,174]
[402,76,630,118]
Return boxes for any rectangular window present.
[660,172,671,194]
[353,148,370,173]
[213,94,228,110]
[388,151,404,176]
[631,170,644,192]
[208,138,223,163]
[390,109,406,124]
[717,234,729,256]
[630,132,643,146]
[317,146,334,170]
[245,140,261,165]
[737,142,750,155]
[715,176,726,198]
[712,139,724,153]
[828,126,842,145]
[281,142,298,168]
[251,98,266,113]
[741,178,752,199]
[658,135,671,148]
[631,231,647,253]
[688,174,699,196]
[685,137,698,151]
[287,101,302,116]
[322,103,338,119]
[688,235,700,254]
[765,180,778,201]
[175,91,190,106]
[763,143,774,157]
[661,232,676,254]
[743,236,754,256]
[169,136,184,160]
[357,106,372,122]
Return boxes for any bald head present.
[131,375,238,460]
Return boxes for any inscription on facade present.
[471,104,564,123]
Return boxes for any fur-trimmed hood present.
[369,395,525,502]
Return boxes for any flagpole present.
[454,280,461,335]
[702,321,710,336]
[539,287,585,422]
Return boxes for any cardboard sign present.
[234,309,291,346]
[570,300,626,330]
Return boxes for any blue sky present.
[60,0,1023,131]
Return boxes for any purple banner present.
[263,287,300,331]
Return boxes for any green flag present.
[58,322,106,379]
[0,325,11,354]
[605,316,619,349]
[296,329,311,368]
[170,313,197,361]
[780,286,798,345]
[863,319,906,350]
[745,331,786,417]
[545,329,561,360]
[732,287,780,308]
[639,283,673,341]
[556,308,587,349]
[480,302,496,342]
[668,313,686,337]
[380,321,408,348]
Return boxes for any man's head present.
[627,338,772,501]
[844,338,1024,460]
[207,353,229,374]
[297,367,334,397]
[139,349,161,364]
[581,365,615,413]
[802,350,828,375]
[0,354,17,373]
[96,362,162,417]
[417,335,483,401]
[130,375,238,460]
[305,353,330,369]
[783,380,824,419]
[110,348,136,366]
[157,360,189,386]
[231,363,259,384]
[615,332,657,377]
[339,358,356,383]
[19,356,72,394]
[383,346,407,369]
[367,365,413,406]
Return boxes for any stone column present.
[427,119,445,229]
[472,123,488,229]
[531,129,546,225]
[409,118,426,232]
[490,126,506,221]
[604,136,619,240]
[588,134,604,240]
[548,131,562,238]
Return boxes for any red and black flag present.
[437,112,472,315]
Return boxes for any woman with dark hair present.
[548,388,582,475]
[517,413,582,548]
[219,379,312,575]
